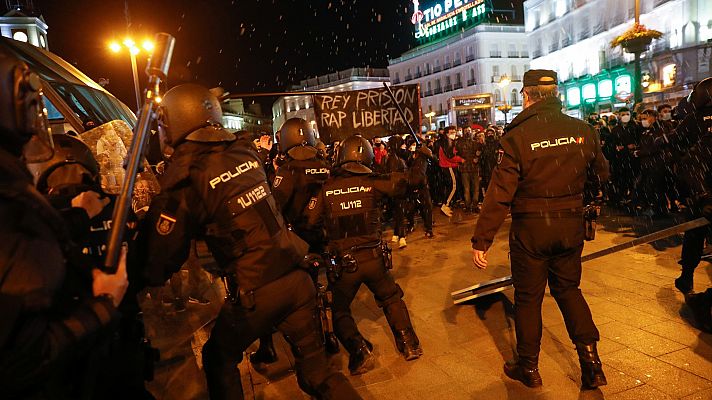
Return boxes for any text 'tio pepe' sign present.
[411,0,490,43]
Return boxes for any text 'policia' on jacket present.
[472,97,609,251]
[140,139,308,292]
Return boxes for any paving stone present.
[598,321,688,357]
[658,346,712,381]
[605,348,712,397]
[607,384,676,400]
[641,320,711,347]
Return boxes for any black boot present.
[576,342,607,389]
[675,269,694,293]
[394,328,423,361]
[249,335,278,365]
[346,337,375,375]
[503,356,542,388]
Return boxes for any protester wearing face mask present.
[433,126,464,217]
[610,107,641,205]
[633,109,671,216]
[658,104,677,130]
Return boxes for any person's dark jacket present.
[272,157,330,248]
[138,139,308,292]
[611,122,641,158]
[0,148,120,399]
[303,169,409,252]
[471,97,610,251]
[480,135,499,177]
[636,121,670,168]
[455,136,482,174]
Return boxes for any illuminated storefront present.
[449,93,494,128]
[561,68,634,117]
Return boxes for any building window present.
[395,72,400,82]
[12,30,28,43]
[494,89,502,103]
[493,65,500,78]
[427,81,432,92]
[511,65,518,79]
[490,44,500,58]
[456,72,462,85]
[511,89,519,105]
[508,44,517,58]
[426,63,431,74]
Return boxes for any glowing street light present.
[498,74,512,124]
[108,37,155,111]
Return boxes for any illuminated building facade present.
[525,0,712,115]
[0,1,48,49]
[389,0,529,129]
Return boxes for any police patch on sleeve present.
[308,197,318,210]
[273,176,283,188]
[156,213,177,235]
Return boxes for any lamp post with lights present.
[109,38,154,111]
[498,74,512,125]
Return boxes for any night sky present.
[33,0,523,110]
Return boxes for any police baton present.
[382,82,421,146]
[104,33,175,273]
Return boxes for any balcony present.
[443,62,452,70]
[393,78,401,84]
[490,51,502,58]
[404,74,413,81]
[466,54,475,62]
[433,66,442,73]
[444,84,453,92]
[414,72,422,78]
[453,59,462,67]
[562,37,571,48]
[467,79,477,86]
[454,82,463,90]
[549,42,560,52]
[507,52,519,58]
[423,90,433,97]
[511,75,522,82]
[578,30,591,41]
[532,49,542,59]
[433,87,443,95]
[521,51,529,58]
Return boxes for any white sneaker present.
[440,204,453,217]
[399,237,407,249]
[391,235,399,243]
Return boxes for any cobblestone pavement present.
[143,207,712,399]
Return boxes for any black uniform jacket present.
[471,97,609,251]
[139,139,308,292]
[272,157,330,236]
[303,170,408,252]
[0,149,119,397]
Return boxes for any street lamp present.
[498,74,512,124]
[108,38,155,111]
[425,111,436,131]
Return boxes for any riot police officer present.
[137,84,359,400]
[249,118,331,365]
[26,133,156,399]
[471,70,609,390]
[669,78,712,294]
[0,50,129,399]
[304,135,422,376]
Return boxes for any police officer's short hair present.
[618,107,631,114]
[522,85,558,102]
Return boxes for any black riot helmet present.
[0,49,53,162]
[26,134,100,196]
[158,83,236,147]
[335,134,374,174]
[278,118,317,160]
